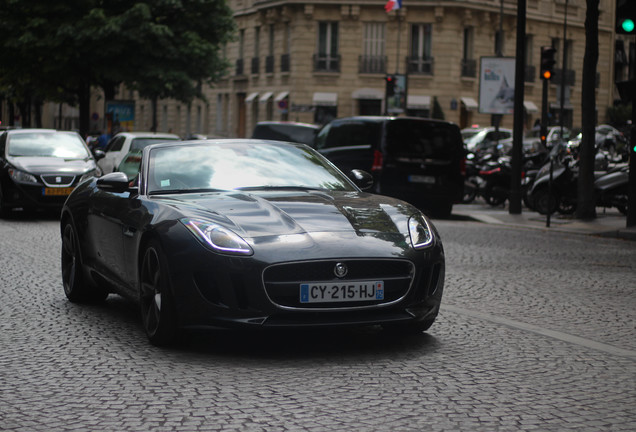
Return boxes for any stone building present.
[148,0,620,138]
[6,0,629,138]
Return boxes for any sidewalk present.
[453,203,636,241]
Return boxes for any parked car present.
[523,126,570,152]
[60,139,445,346]
[0,128,101,216]
[461,126,513,154]
[251,121,320,146]
[314,116,465,217]
[97,131,181,174]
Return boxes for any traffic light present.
[616,0,636,35]
[540,46,556,81]
[385,74,396,97]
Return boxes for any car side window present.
[105,136,124,152]
[320,122,380,150]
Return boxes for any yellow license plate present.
[43,187,74,196]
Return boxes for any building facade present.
[4,0,630,138]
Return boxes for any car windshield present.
[130,137,180,152]
[252,124,317,146]
[147,141,356,194]
[7,132,90,158]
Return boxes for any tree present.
[0,0,235,136]
[576,0,599,220]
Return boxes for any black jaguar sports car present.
[60,139,445,345]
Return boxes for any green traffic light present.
[621,18,635,33]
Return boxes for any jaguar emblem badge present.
[334,262,348,278]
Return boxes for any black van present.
[314,116,465,217]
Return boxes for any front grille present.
[263,259,414,310]
[41,175,76,187]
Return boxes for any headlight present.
[181,218,253,255]
[408,214,434,249]
[79,168,101,184]
[8,168,38,184]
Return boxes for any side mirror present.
[349,169,374,191]
[93,149,106,161]
[97,172,133,193]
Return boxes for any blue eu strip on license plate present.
[300,281,384,303]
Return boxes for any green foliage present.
[0,0,236,130]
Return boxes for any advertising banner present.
[478,57,516,115]
[105,100,135,135]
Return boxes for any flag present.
[384,0,401,12]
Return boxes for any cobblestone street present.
[1,214,635,431]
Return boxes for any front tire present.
[61,222,108,303]
[532,187,559,215]
[139,240,177,346]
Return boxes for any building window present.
[216,95,223,133]
[524,34,535,82]
[236,29,245,75]
[252,27,260,74]
[315,22,339,72]
[281,23,291,73]
[360,23,386,74]
[161,105,168,132]
[408,24,433,75]
[266,24,275,74]
[461,27,475,78]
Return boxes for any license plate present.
[42,187,74,196]
[300,281,384,303]
[408,175,436,184]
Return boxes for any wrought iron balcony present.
[235,58,244,76]
[313,54,340,73]
[461,59,476,78]
[359,55,387,74]
[406,56,434,75]
[280,54,290,73]
[251,57,259,75]
[265,55,274,74]
[525,65,536,83]
[552,68,576,86]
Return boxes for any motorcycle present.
[595,163,629,215]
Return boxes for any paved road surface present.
[1,214,635,431]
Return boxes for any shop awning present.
[274,91,289,102]
[245,92,259,103]
[313,92,338,106]
[523,101,539,113]
[460,97,479,111]
[259,92,273,103]
[351,88,383,100]
[406,95,431,109]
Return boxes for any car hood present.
[153,190,417,239]
[7,156,95,174]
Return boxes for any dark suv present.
[314,116,465,217]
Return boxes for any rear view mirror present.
[97,172,133,193]
[349,169,374,191]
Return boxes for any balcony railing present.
[313,54,340,72]
[265,55,274,74]
[406,56,434,75]
[235,58,244,76]
[359,55,387,74]
[461,59,476,78]
[552,68,576,86]
[280,54,290,73]
[251,57,259,75]
[525,65,536,83]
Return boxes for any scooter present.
[595,164,629,215]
